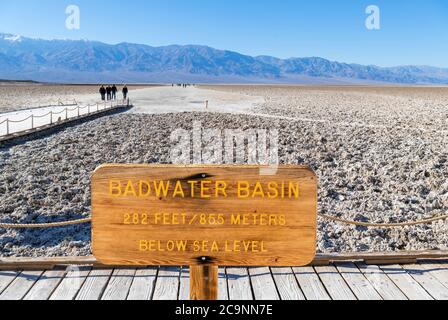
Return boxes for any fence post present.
[77,106,80,117]
[6,118,9,135]
[31,114,34,129]
[65,108,68,120]
[50,111,53,125]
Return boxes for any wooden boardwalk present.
[1,261,448,300]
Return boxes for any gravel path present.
[1,108,447,257]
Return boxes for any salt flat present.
[127,86,264,114]
[0,83,155,114]
[0,85,447,257]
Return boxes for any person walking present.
[122,85,129,100]
[99,85,106,101]
[111,84,118,100]
[106,86,112,101]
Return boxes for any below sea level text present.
[139,240,268,253]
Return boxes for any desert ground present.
[0,84,447,257]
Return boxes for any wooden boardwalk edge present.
[1,251,448,270]
[0,104,132,144]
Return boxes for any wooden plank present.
[75,269,113,300]
[24,270,65,300]
[292,267,330,300]
[314,251,448,265]
[127,268,158,300]
[152,267,180,300]
[401,264,448,300]
[0,270,42,300]
[178,267,190,301]
[101,268,136,300]
[218,268,229,300]
[227,267,253,300]
[335,263,382,300]
[271,267,305,300]
[314,266,356,300]
[92,165,318,267]
[0,271,19,295]
[248,267,279,300]
[418,261,448,288]
[49,266,91,300]
[0,257,99,271]
[356,263,407,300]
[380,265,433,300]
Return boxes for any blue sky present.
[0,0,447,67]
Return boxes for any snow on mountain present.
[0,33,447,84]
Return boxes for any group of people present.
[99,84,128,101]
[172,83,193,88]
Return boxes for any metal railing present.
[0,99,129,137]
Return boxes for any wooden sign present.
[92,165,317,267]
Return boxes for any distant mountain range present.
[1,33,448,84]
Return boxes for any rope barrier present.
[0,213,447,229]
[318,213,448,227]
[8,101,78,112]
[1,100,127,136]
[7,115,33,123]
[52,109,67,115]
[0,218,92,229]
[33,112,52,119]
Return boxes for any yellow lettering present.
[157,240,165,252]
[231,214,241,225]
[252,241,259,252]
[193,241,200,252]
[109,180,122,196]
[201,181,212,198]
[233,241,241,252]
[211,241,219,253]
[176,240,187,252]
[124,180,137,197]
[252,182,265,198]
[188,181,198,197]
[289,182,300,199]
[260,214,268,226]
[269,215,278,226]
[268,182,279,199]
[279,215,286,226]
[215,181,228,197]
[149,240,156,251]
[138,180,151,197]
[261,241,268,252]
[238,182,250,198]
[281,182,285,199]
[154,181,170,198]
[139,240,148,251]
[167,240,175,252]
[172,181,185,198]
